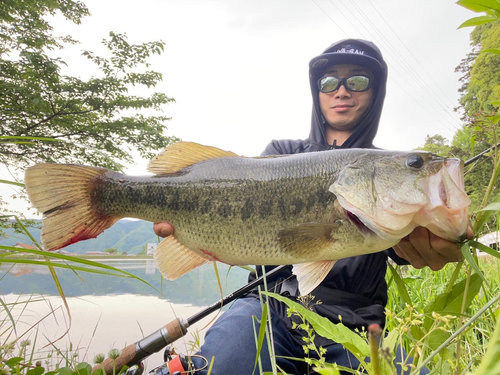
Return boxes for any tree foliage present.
[0,0,177,174]
[423,16,500,223]
[456,21,500,122]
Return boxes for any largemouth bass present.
[24,142,470,294]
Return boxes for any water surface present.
[0,259,250,370]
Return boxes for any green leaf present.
[482,48,500,56]
[313,365,341,375]
[479,202,500,211]
[75,363,92,375]
[461,242,488,285]
[469,240,500,259]
[387,263,412,305]
[382,329,399,353]
[261,292,370,359]
[456,0,500,13]
[56,368,73,375]
[27,367,45,375]
[425,273,482,317]
[423,273,483,349]
[5,357,24,368]
[458,14,499,28]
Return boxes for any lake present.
[0,259,250,371]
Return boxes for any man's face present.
[318,64,374,133]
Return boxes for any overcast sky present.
[2,0,475,217]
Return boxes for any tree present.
[1,0,177,174]
[104,248,118,254]
[417,134,451,155]
[455,21,500,123]
[452,9,500,221]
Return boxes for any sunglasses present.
[318,75,372,93]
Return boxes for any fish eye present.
[406,154,425,170]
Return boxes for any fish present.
[24,142,470,295]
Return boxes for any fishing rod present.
[92,264,288,375]
[463,141,500,167]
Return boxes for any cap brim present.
[309,53,383,77]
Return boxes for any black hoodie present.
[252,39,407,346]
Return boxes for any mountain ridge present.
[0,219,158,254]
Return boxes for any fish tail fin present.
[24,164,120,251]
[154,236,211,280]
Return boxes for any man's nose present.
[334,83,351,99]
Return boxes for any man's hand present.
[153,222,174,238]
[393,226,474,271]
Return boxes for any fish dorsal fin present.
[147,142,239,174]
[154,236,211,280]
[293,260,336,296]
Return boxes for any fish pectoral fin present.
[154,236,211,280]
[293,261,336,296]
[278,223,339,256]
[147,141,239,174]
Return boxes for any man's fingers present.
[153,222,174,237]
[393,241,426,269]
[428,232,463,262]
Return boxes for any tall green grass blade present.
[387,263,411,305]
[0,179,24,187]
[262,292,370,360]
[468,240,500,259]
[0,136,64,142]
[461,242,488,286]
[446,262,463,293]
[13,216,42,249]
[253,302,269,374]
[43,255,72,342]
[0,246,160,292]
[0,297,17,335]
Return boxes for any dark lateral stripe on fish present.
[91,173,334,224]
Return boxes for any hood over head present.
[307,39,388,150]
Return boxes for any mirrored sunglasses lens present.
[319,77,339,92]
[345,76,370,91]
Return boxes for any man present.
[153,39,468,374]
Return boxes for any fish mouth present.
[346,209,375,235]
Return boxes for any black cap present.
[309,39,384,78]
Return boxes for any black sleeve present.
[384,248,410,265]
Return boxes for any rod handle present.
[92,344,136,375]
[91,318,189,375]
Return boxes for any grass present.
[385,257,500,374]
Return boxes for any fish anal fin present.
[278,223,339,257]
[154,236,211,280]
[147,142,239,175]
[293,261,336,296]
